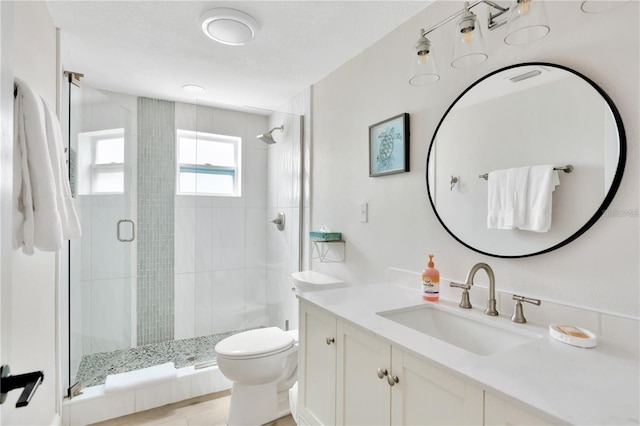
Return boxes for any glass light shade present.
[409,34,440,86]
[580,0,630,13]
[504,0,550,45]
[451,11,487,69]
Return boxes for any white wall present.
[3,1,60,425]
[174,102,271,339]
[311,1,639,318]
[0,4,14,424]
[173,100,308,337]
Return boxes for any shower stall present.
[61,74,305,398]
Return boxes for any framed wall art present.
[369,113,410,177]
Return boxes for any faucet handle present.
[450,281,470,290]
[450,281,472,309]
[511,295,541,323]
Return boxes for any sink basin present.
[377,304,541,356]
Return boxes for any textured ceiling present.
[47,1,430,114]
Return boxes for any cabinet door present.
[484,392,553,426]
[298,301,337,426]
[336,320,391,425]
[391,347,483,425]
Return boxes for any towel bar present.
[479,165,573,180]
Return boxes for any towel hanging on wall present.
[13,78,81,255]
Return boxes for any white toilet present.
[215,327,298,426]
[216,271,345,425]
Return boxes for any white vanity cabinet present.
[335,320,391,424]
[390,347,483,425]
[299,300,484,425]
[298,301,338,425]
[337,320,483,425]
[484,392,553,426]
[298,284,639,425]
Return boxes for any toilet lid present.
[215,327,294,359]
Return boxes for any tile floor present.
[90,391,296,426]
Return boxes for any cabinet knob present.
[376,368,388,379]
[326,337,335,345]
[387,375,399,386]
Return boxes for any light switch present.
[359,203,368,223]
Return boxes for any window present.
[176,129,241,196]
[93,135,125,193]
[78,129,125,194]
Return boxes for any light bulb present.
[457,6,477,45]
[418,51,428,64]
[462,28,473,43]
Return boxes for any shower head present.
[257,125,284,144]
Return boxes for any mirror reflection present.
[427,63,625,258]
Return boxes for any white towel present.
[41,97,82,240]
[487,165,559,232]
[13,78,81,254]
[487,166,529,230]
[104,362,177,393]
[520,165,559,232]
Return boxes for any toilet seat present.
[215,327,295,360]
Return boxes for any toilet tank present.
[291,271,346,292]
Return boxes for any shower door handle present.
[117,219,135,242]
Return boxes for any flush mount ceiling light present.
[182,84,205,93]
[200,8,259,46]
[409,0,551,86]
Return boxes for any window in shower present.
[176,129,241,196]
[77,128,125,194]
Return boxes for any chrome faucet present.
[451,263,498,316]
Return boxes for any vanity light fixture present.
[409,0,550,86]
[580,0,630,14]
[504,0,550,45]
[451,2,488,69]
[409,29,440,86]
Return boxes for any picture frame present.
[369,113,410,177]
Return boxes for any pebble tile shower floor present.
[75,329,255,387]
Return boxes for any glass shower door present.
[64,75,136,390]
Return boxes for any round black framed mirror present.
[426,62,626,258]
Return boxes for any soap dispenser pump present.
[422,254,440,302]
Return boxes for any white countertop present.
[298,283,640,425]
